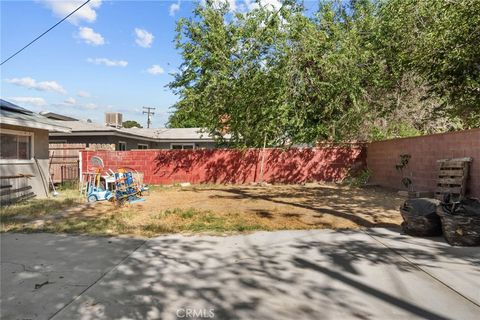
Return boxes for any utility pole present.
[142,107,155,128]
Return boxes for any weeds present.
[344,169,372,187]
[0,190,82,220]
[1,184,402,236]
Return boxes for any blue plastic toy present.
[113,171,145,206]
[87,183,113,203]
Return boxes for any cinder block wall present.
[81,146,366,185]
[367,129,480,198]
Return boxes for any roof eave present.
[50,130,160,142]
[49,131,222,142]
[0,117,71,133]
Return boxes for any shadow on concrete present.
[48,230,480,319]
[0,233,144,320]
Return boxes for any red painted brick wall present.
[81,147,365,185]
[367,129,480,198]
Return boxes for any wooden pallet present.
[0,174,35,205]
[0,185,32,197]
[0,192,36,206]
[435,157,472,201]
[0,174,34,179]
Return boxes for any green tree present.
[122,120,143,128]
[169,0,303,146]
[379,0,480,127]
[168,0,479,145]
[167,101,205,128]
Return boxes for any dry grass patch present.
[1,183,403,237]
[1,188,83,231]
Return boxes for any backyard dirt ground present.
[1,183,404,236]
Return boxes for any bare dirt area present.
[144,183,404,229]
[1,183,404,236]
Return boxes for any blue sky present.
[1,0,317,128]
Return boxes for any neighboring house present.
[123,127,220,150]
[0,99,71,199]
[44,112,221,150]
[39,111,78,121]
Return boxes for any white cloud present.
[134,28,154,48]
[224,0,237,10]
[169,2,180,16]
[77,27,104,46]
[8,97,47,107]
[244,0,282,12]
[41,0,102,25]
[147,64,165,75]
[5,77,67,94]
[77,90,91,98]
[83,103,98,110]
[64,97,76,105]
[199,0,281,13]
[87,58,128,67]
[201,0,237,11]
[52,100,98,110]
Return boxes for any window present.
[138,144,148,150]
[0,129,33,161]
[118,141,127,151]
[171,143,195,150]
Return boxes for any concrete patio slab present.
[1,229,479,320]
[0,233,144,320]
[366,227,480,305]
[50,229,480,320]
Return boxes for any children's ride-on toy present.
[87,184,113,202]
[84,156,113,202]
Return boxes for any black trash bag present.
[400,198,442,236]
[437,198,480,246]
[443,198,480,216]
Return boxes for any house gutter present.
[0,117,71,133]
[49,130,218,143]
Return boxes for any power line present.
[143,107,156,128]
[0,0,92,66]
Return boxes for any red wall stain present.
[367,128,480,198]
[81,146,366,185]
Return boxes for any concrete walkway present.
[1,229,479,319]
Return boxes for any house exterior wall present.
[50,135,158,150]
[156,141,216,149]
[50,135,216,150]
[367,128,480,198]
[0,124,50,198]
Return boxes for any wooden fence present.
[49,143,115,184]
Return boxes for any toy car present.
[87,185,113,202]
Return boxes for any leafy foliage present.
[344,169,372,187]
[168,0,479,146]
[379,0,480,128]
[122,120,143,128]
[395,154,412,189]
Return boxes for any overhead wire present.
[0,0,92,66]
